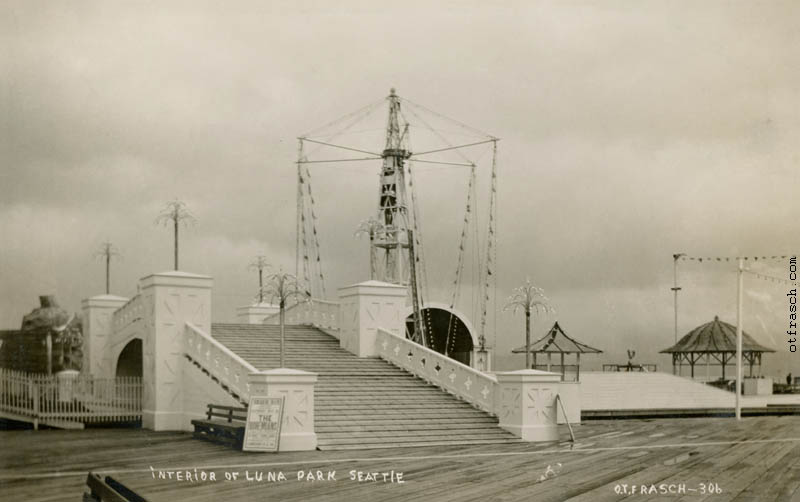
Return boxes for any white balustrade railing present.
[263,299,340,332]
[376,328,497,414]
[0,367,142,428]
[184,322,258,402]
[112,294,144,332]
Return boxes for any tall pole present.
[407,229,425,346]
[735,257,744,420]
[279,298,286,368]
[174,217,179,270]
[672,253,684,343]
[105,251,111,294]
[525,309,531,369]
[258,268,264,303]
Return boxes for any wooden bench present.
[191,404,248,449]
[84,472,149,502]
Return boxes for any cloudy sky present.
[2,1,799,375]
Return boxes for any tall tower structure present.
[373,88,412,285]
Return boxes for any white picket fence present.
[0,368,142,429]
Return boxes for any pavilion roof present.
[511,321,603,354]
[660,316,775,354]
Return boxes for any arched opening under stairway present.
[116,338,143,378]
[406,307,474,366]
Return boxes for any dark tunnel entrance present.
[406,307,474,366]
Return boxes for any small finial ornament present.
[390,87,396,97]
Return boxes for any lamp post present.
[735,257,744,420]
[672,253,684,343]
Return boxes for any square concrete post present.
[237,303,280,324]
[140,271,212,431]
[248,369,318,451]
[338,280,407,357]
[81,295,129,378]
[495,369,562,442]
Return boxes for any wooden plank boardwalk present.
[2,416,800,501]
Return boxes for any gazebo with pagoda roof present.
[511,321,602,381]
[660,315,775,379]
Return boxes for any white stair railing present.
[184,322,257,403]
[263,299,340,332]
[376,328,497,414]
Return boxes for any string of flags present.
[743,270,798,286]
[679,254,796,263]
[478,141,498,348]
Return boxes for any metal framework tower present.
[373,88,412,285]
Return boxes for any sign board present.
[242,396,284,452]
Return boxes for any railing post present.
[32,381,39,430]
[248,369,318,451]
[495,370,561,442]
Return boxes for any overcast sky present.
[2,1,800,375]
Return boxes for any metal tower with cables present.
[373,88,412,285]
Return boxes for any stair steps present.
[210,323,521,450]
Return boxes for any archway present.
[115,338,143,378]
[406,306,474,366]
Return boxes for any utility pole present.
[672,253,684,343]
[735,257,744,420]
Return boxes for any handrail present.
[112,294,143,331]
[184,322,257,402]
[376,328,497,414]
[556,394,575,442]
[0,368,142,429]
[263,299,340,332]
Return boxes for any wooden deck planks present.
[3,417,800,501]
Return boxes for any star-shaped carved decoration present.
[481,385,491,399]
[528,388,556,422]
[420,357,426,367]
[393,345,401,356]
[381,339,389,350]
[434,363,442,373]
[464,377,473,390]
[448,370,457,383]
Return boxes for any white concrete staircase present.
[211,323,521,450]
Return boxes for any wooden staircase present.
[211,323,520,450]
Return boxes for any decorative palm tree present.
[504,278,553,370]
[259,270,309,368]
[94,241,121,294]
[155,199,197,270]
[248,255,271,303]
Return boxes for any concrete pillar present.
[495,369,561,442]
[248,369,318,451]
[81,294,129,378]
[236,303,280,324]
[338,280,406,357]
[140,271,212,431]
